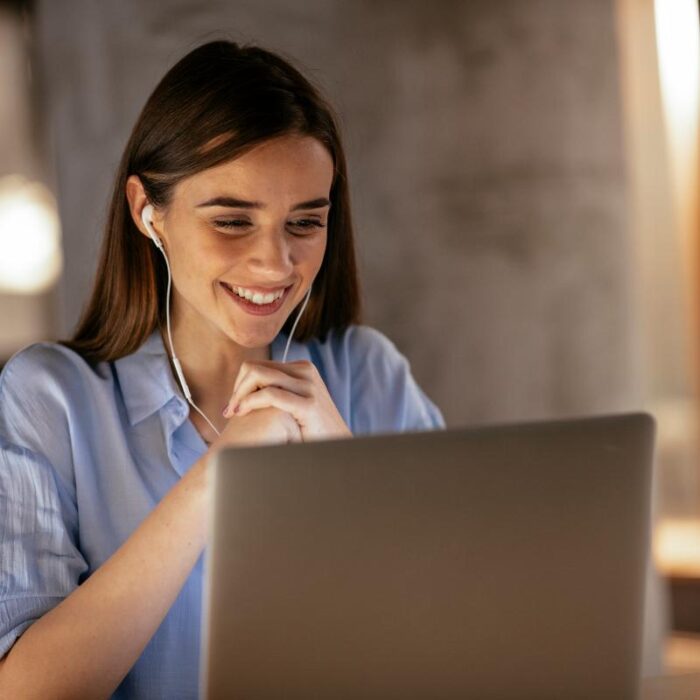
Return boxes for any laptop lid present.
[202,412,655,699]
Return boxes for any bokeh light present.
[0,175,63,293]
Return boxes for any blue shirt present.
[0,324,443,698]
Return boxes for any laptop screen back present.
[202,413,654,699]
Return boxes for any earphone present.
[141,203,311,439]
[142,205,165,250]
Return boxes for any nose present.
[246,229,294,282]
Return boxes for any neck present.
[160,318,271,424]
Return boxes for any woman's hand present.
[212,406,303,451]
[223,360,352,441]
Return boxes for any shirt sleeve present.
[0,346,88,658]
[342,326,445,435]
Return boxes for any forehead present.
[177,135,334,204]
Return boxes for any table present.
[641,673,700,699]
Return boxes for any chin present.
[223,322,279,349]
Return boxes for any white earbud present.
[140,202,209,430]
[141,204,164,250]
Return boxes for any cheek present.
[170,240,208,281]
[172,224,231,271]
[296,233,327,274]
[169,239,226,299]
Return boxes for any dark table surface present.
[641,672,700,699]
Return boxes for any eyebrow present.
[195,196,331,211]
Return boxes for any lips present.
[221,281,292,295]
[222,281,290,293]
[220,281,292,316]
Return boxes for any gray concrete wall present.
[34,0,641,429]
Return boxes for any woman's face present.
[156,134,333,349]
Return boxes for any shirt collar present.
[114,328,311,427]
[114,329,184,427]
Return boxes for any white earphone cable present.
[282,286,311,363]
[159,247,223,438]
[151,221,311,441]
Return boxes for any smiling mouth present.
[220,282,292,306]
[220,281,294,315]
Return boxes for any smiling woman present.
[0,40,443,699]
[70,42,359,362]
[126,134,335,440]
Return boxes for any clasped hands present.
[222,360,352,442]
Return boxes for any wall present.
[0,4,57,361]
[34,0,641,429]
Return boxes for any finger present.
[232,359,307,395]
[283,415,304,443]
[250,358,310,373]
[281,360,317,377]
[236,386,312,425]
[232,365,310,406]
[227,366,310,416]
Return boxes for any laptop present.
[201,412,655,699]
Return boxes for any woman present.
[0,41,443,698]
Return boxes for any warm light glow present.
[654,518,700,577]
[654,0,700,226]
[655,0,700,142]
[0,175,63,293]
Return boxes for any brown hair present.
[61,40,361,364]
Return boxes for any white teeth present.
[230,285,285,305]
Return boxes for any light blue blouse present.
[0,324,444,698]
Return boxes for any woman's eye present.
[288,219,326,233]
[212,219,326,234]
[214,219,251,230]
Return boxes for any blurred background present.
[1,0,699,679]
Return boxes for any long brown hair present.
[61,41,361,364]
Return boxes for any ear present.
[125,175,164,242]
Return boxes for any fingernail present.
[222,405,231,417]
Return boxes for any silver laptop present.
[201,412,655,699]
